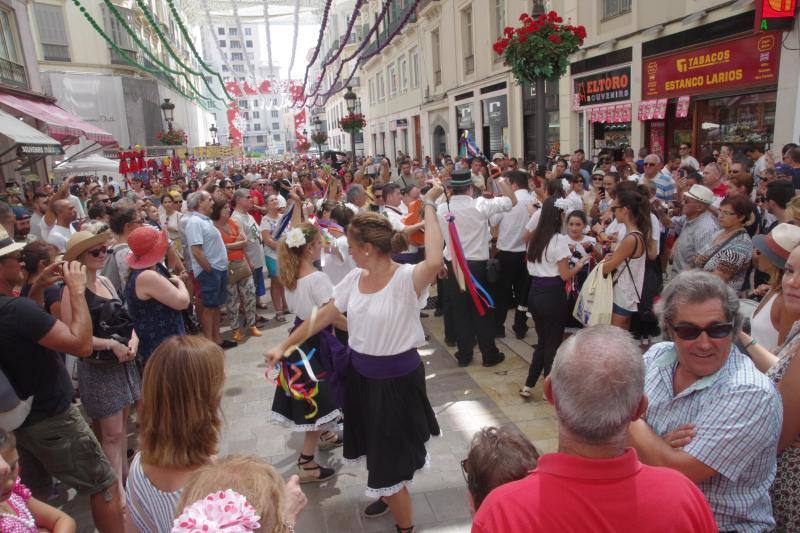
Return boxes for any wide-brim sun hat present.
[0,234,24,259]
[64,230,111,262]
[125,226,168,269]
[684,184,714,205]
[752,223,800,270]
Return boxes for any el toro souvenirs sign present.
[643,33,780,100]
[574,67,631,107]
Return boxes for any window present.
[101,5,137,64]
[271,110,279,118]
[256,135,264,143]
[376,71,385,101]
[253,123,261,131]
[219,40,226,47]
[228,27,237,35]
[231,52,243,61]
[242,111,249,119]
[221,65,228,72]
[399,55,408,93]
[233,64,244,72]
[218,27,225,35]
[603,0,631,19]
[410,48,419,89]
[34,3,70,61]
[272,122,279,129]
[230,40,241,49]
[253,111,260,119]
[238,100,248,108]
[492,0,504,61]
[431,29,441,86]
[273,134,281,141]
[387,63,397,97]
[0,7,25,86]
[272,99,278,106]
[461,7,474,75]
[246,40,253,48]
[247,53,254,61]
[246,123,251,131]
[245,27,252,36]
[368,78,375,104]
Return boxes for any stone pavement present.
[52,305,558,532]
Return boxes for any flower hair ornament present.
[172,489,261,532]
[285,227,307,248]
[553,197,571,212]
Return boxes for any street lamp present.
[209,124,218,146]
[313,116,324,154]
[343,86,358,163]
[160,98,176,131]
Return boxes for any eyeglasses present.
[592,177,604,181]
[87,246,108,258]
[671,322,734,340]
[460,459,470,484]
[719,210,736,216]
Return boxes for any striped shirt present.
[643,342,782,533]
[670,211,719,278]
[126,453,183,532]
[653,172,676,203]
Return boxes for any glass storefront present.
[481,95,509,156]
[696,91,776,156]
[456,102,475,150]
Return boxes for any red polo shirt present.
[712,182,728,198]
[472,449,717,533]
[249,188,265,224]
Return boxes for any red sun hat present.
[125,226,169,269]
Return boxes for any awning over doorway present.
[0,92,116,146]
[0,108,63,157]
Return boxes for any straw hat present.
[0,234,24,259]
[684,184,714,205]
[125,226,168,269]
[64,230,111,262]
[752,223,800,270]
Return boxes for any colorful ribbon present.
[445,213,494,316]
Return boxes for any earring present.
[365,252,369,256]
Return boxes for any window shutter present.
[34,4,68,46]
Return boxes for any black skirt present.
[270,333,341,431]
[342,362,440,497]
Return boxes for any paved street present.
[54,300,558,532]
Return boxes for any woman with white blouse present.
[266,181,446,533]
[520,197,589,399]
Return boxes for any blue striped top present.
[125,452,183,532]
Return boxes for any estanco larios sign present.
[573,66,631,106]
[643,33,780,99]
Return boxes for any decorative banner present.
[654,98,668,120]
[293,108,307,143]
[676,95,691,118]
[573,93,581,110]
[643,33,781,99]
[227,103,243,146]
[573,66,631,107]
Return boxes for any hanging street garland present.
[263,0,275,80]
[286,0,301,80]
[163,0,233,101]
[299,0,333,94]
[304,0,365,101]
[70,0,211,109]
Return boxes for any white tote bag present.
[573,262,614,327]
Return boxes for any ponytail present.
[277,223,319,291]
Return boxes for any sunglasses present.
[87,246,108,258]
[671,322,734,340]
[1,253,23,263]
[644,163,657,167]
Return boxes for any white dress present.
[751,292,780,351]
[285,271,333,320]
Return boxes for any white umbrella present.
[53,153,120,175]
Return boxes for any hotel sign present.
[643,33,780,99]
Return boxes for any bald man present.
[45,199,77,253]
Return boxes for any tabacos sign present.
[574,67,631,106]
[643,33,780,99]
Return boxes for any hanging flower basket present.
[311,131,328,146]
[156,128,188,146]
[295,139,311,153]
[493,11,586,83]
[339,113,366,134]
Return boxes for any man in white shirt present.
[384,183,424,263]
[29,193,48,241]
[490,171,534,340]
[45,199,77,253]
[679,142,700,171]
[437,168,516,368]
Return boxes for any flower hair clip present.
[172,489,261,533]
[285,227,307,249]
[553,198,571,212]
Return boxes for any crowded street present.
[1,0,800,532]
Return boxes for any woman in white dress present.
[265,181,446,533]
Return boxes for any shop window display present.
[697,91,776,156]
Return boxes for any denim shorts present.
[252,266,266,296]
[264,255,279,278]
[197,268,228,308]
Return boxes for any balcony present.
[417,0,438,12]
[360,1,417,62]
[110,47,139,66]
[42,44,70,62]
[0,58,26,88]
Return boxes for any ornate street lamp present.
[343,86,358,163]
[160,98,176,131]
[209,124,218,146]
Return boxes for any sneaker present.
[364,498,390,518]
[519,386,532,399]
[482,352,506,368]
[220,339,238,350]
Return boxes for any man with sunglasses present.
[630,271,782,533]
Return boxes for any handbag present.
[228,259,252,284]
[573,262,614,326]
[88,292,134,364]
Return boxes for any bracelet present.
[422,199,437,210]
[282,522,295,533]
[744,338,758,350]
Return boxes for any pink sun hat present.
[125,226,169,269]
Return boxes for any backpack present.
[101,244,127,298]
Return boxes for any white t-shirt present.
[231,210,266,270]
[45,224,75,253]
[526,234,571,277]
[259,215,281,259]
[285,271,333,321]
[606,213,662,249]
[333,263,428,355]
[525,209,542,233]
[323,235,356,286]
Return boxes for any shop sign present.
[643,33,780,99]
[756,0,797,31]
[574,67,631,106]
[17,144,63,156]
[484,96,507,127]
[395,119,408,129]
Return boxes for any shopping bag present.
[573,262,614,326]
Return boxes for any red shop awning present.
[0,92,116,146]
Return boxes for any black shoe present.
[434,309,444,317]
[220,339,238,350]
[495,329,506,338]
[364,498,390,518]
[513,327,527,340]
[482,352,506,368]
[457,357,473,367]
[445,338,456,347]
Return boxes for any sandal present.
[297,454,336,484]
[275,311,288,323]
[396,526,415,533]
[318,430,343,450]
[519,386,532,399]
